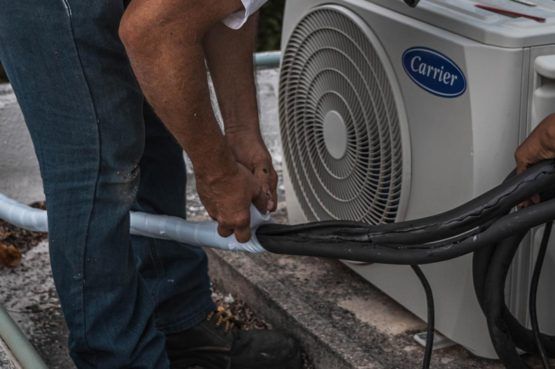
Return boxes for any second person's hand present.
[515,113,555,207]
[515,114,555,175]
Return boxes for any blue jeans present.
[0,1,215,368]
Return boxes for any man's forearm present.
[119,0,271,241]
[203,15,279,212]
[120,0,243,182]
[203,14,261,137]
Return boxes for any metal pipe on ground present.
[0,305,48,369]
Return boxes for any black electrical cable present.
[254,160,555,369]
[257,196,555,265]
[411,265,434,369]
[404,0,421,7]
[473,229,555,368]
[482,233,528,368]
[530,222,553,369]
[259,161,555,248]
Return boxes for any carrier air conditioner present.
[279,0,555,358]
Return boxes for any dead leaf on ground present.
[0,241,22,268]
[0,228,12,240]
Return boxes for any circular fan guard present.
[279,6,408,224]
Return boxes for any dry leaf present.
[0,241,21,268]
[0,228,12,240]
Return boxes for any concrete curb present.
[207,247,503,369]
[207,249,382,369]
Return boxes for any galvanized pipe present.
[0,305,48,369]
[254,51,281,69]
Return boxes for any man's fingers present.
[269,169,278,211]
[232,210,252,243]
[220,210,252,242]
[253,187,269,214]
[249,168,269,212]
[515,146,533,175]
[234,225,252,243]
[516,165,526,175]
[217,223,234,238]
[515,157,529,175]
[254,166,278,211]
[518,194,541,209]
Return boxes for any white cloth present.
[223,0,268,29]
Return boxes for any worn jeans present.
[0,1,215,368]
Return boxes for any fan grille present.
[279,6,405,224]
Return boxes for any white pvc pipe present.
[129,207,269,253]
[0,193,269,253]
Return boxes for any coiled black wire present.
[411,265,434,369]
[256,160,555,368]
[530,222,553,369]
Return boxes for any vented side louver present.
[279,6,407,225]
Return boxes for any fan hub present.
[323,110,348,160]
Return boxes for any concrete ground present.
[0,69,507,368]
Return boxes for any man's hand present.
[227,132,278,212]
[516,114,555,174]
[515,114,555,206]
[196,163,266,243]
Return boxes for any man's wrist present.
[192,143,239,185]
[223,112,261,134]
[225,126,264,147]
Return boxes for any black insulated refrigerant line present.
[256,160,555,369]
[404,0,421,8]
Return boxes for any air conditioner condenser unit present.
[279,0,555,358]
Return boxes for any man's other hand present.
[516,113,555,174]
[227,132,278,212]
[196,162,267,243]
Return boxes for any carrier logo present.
[402,47,467,98]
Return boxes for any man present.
[0,0,302,368]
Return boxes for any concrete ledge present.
[208,250,381,369]
[207,248,502,369]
